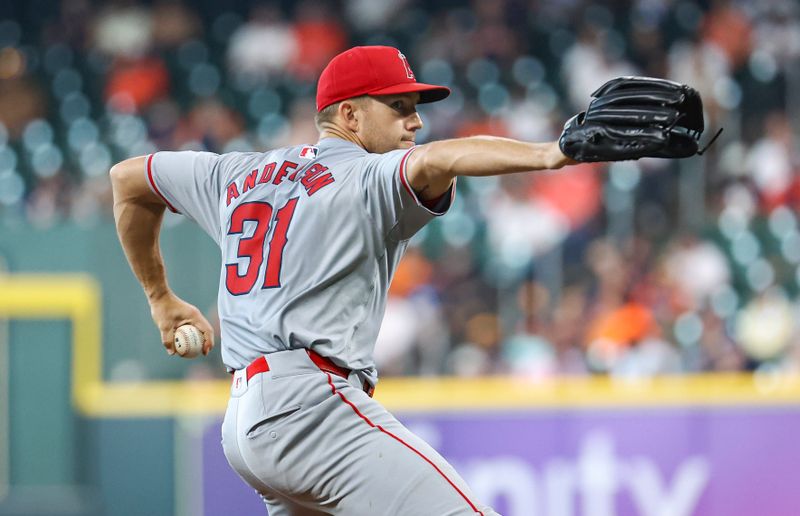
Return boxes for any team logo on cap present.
[398,52,414,80]
[299,146,318,159]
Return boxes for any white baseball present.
[174,324,204,358]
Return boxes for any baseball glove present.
[559,76,721,162]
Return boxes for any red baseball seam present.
[324,373,484,515]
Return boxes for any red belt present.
[236,349,374,397]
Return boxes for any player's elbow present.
[109,156,155,204]
[109,160,126,188]
[110,157,139,184]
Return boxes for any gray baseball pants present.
[221,348,498,515]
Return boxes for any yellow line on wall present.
[0,274,102,412]
[377,373,800,412]
[80,373,800,418]
[2,273,800,418]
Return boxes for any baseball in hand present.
[174,324,204,358]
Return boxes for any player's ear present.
[338,100,359,131]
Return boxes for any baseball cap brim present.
[368,82,451,104]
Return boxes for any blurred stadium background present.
[1,0,799,514]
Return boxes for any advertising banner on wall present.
[202,406,800,516]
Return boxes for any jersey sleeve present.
[360,147,456,241]
[145,151,224,242]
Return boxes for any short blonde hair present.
[314,96,369,131]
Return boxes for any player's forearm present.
[407,137,572,197]
[113,200,172,301]
[417,137,569,177]
[110,160,172,302]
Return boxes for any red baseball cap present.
[316,46,450,112]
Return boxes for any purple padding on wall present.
[203,407,800,516]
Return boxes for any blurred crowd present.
[1,0,800,379]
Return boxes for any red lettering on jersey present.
[304,163,328,179]
[226,182,240,206]
[288,166,304,181]
[258,162,276,184]
[300,163,334,196]
[302,172,335,196]
[242,169,258,193]
[273,160,298,185]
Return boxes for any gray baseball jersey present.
[146,138,498,515]
[146,137,453,383]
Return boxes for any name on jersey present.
[225,160,334,206]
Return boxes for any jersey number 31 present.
[225,198,298,295]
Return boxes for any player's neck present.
[317,126,366,150]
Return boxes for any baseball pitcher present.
[110,46,710,515]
